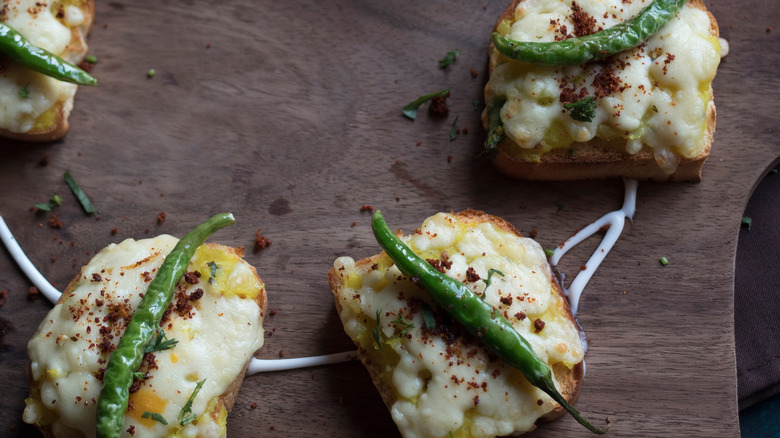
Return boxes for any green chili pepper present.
[492,0,687,66]
[0,22,96,85]
[371,210,608,434]
[95,213,235,438]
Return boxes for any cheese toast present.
[0,0,95,141]
[329,210,585,437]
[483,0,721,182]
[23,237,267,438]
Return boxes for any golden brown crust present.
[484,0,719,182]
[0,0,94,142]
[328,210,583,432]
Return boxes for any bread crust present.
[484,0,719,182]
[30,241,266,438]
[0,0,94,142]
[329,210,584,434]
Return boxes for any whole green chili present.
[95,213,235,438]
[492,0,687,66]
[0,23,96,85]
[371,210,608,434]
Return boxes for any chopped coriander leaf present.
[391,315,414,336]
[484,102,505,157]
[482,268,505,288]
[563,96,597,122]
[401,88,450,120]
[19,84,30,99]
[178,379,206,426]
[544,248,555,258]
[741,216,752,231]
[449,432,455,438]
[64,171,98,215]
[147,68,156,78]
[438,49,461,69]
[373,309,383,349]
[421,302,435,330]
[132,371,148,380]
[86,55,97,64]
[34,193,64,212]
[142,411,168,425]
[145,328,178,353]
[449,115,459,141]
[207,261,219,279]
[659,256,669,266]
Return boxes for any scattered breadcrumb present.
[39,155,50,166]
[0,290,7,307]
[111,228,118,235]
[251,402,257,409]
[28,286,39,301]
[157,212,167,223]
[360,205,374,212]
[471,68,478,78]
[254,229,271,251]
[49,214,62,229]
[428,93,450,116]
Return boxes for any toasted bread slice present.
[0,0,95,142]
[483,0,721,182]
[329,210,584,437]
[24,237,267,437]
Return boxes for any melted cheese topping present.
[23,236,265,438]
[485,0,720,173]
[332,213,584,438]
[0,0,87,133]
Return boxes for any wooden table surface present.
[1,1,779,436]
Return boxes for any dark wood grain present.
[1,0,778,436]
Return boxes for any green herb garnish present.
[449,115,459,141]
[421,302,435,330]
[207,261,218,279]
[484,102,505,157]
[482,269,505,290]
[439,49,461,69]
[741,216,752,231]
[563,96,597,122]
[401,88,450,120]
[373,309,383,349]
[659,256,669,266]
[86,55,97,64]
[145,328,178,354]
[178,379,206,426]
[147,68,156,78]
[391,315,414,336]
[142,411,168,425]
[34,193,62,212]
[19,84,30,99]
[544,248,555,258]
[64,171,97,215]
[132,371,148,380]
